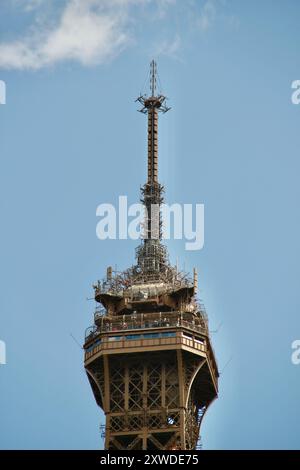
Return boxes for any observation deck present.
[84,310,218,392]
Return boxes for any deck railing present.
[85,315,207,342]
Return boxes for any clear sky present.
[0,0,300,449]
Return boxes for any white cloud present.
[0,0,235,70]
[0,0,140,70]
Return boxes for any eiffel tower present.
[84,61,218,450]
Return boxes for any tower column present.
[142,363,148,450]
[103,355,111,450]
[177,350,186,449]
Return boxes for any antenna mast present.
[135,61,170,278]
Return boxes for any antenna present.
[135,60,170,114]
[70,333,83,350]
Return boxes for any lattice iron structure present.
[84,61,218,450]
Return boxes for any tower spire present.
[135,61,170,277]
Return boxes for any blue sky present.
[0,0,300,449]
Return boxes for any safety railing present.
[84,330,207,361]
[86,314,208,342]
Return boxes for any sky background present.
[0,0,300,449]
